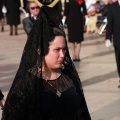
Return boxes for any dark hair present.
[41,27,65,56]
[50,27,65,42]
[26,1,39,13]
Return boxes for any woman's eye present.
[54,48,66,52]
[55,49,60,51]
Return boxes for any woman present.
[0,90,5,109]
[4,0,20,35]
[64,0,87,61]
[1,6,91,120]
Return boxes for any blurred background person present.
[22,1,40,36]
[4,0,21,35]
[90,0,103,33]
[93,0,102,13]
[64,0,87,61]
[110,0,117,4]
[86,2,97,33]
[105,0,120,88]
[96,0,109,19]
[96,0,110,34]
[0,0,5,32]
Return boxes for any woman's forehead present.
[50,36,65,44]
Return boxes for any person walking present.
[0,0,5,32]
[1,6,91,120]
[64,0,88,61]
[22,1,40,36]
[105,0,120,88]
[4,0,21,35]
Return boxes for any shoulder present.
[108,2,119,12]
[110,1,118,7]
[22,17,30,22]
[22,17,32,24]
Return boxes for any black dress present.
[64,0,87,43]
[1,69,91,120]
[4,0,20,25]
[42,70,83,120]
[0,0,4,19]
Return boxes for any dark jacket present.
[106,1,120,47]
[100,4,109,17]
[22,16,35,36]
[4,0,20,25]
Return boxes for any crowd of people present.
[0,0,120,119]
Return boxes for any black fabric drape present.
[1,6,91,120]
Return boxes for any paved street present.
[0,17,120,120]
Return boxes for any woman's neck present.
[43,68,61,80]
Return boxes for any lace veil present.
[1,6,91,120]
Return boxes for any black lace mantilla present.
[1,6,91,120]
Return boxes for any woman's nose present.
[60,50,65,58]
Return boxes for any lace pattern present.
[1,6,91,120]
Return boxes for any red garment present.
[76,0,83,4]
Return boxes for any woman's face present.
[44,36,66,70]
